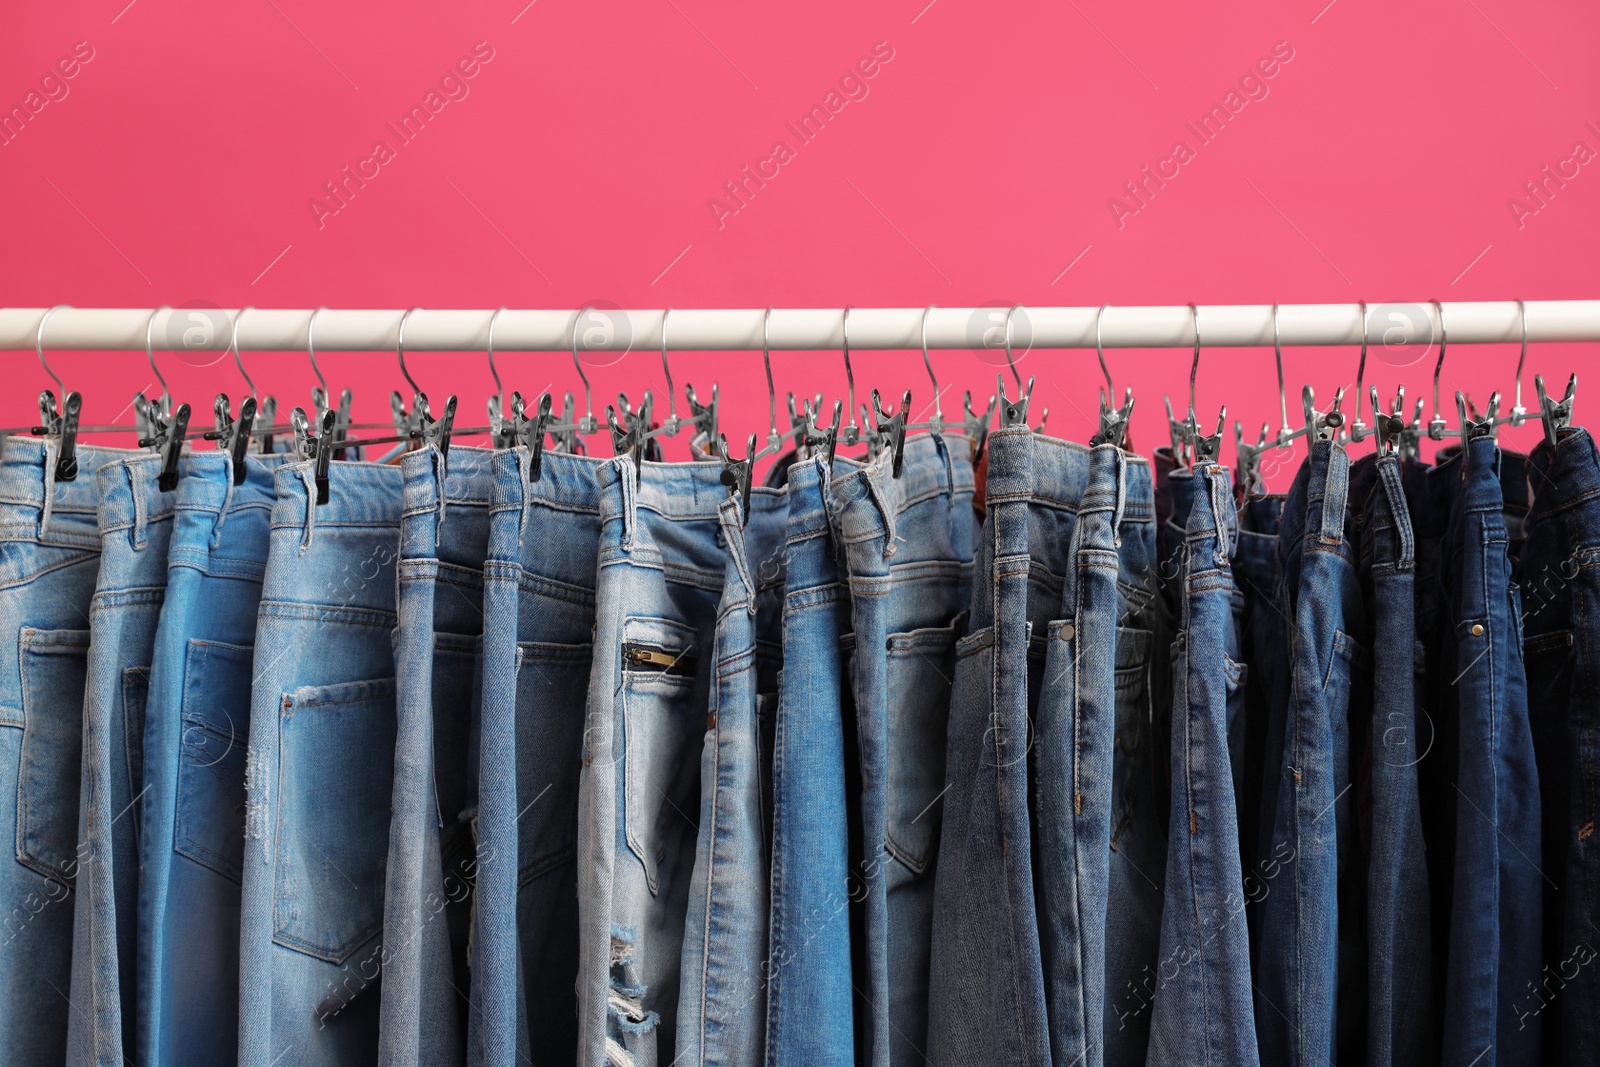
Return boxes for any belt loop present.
[211,464,235,550]
[515,449,531,551]
[865,462,900,560]
[298,464,317,553]
[37,440,58,539]
[1208,465,1232,562]
[431,448,449,545]
[616,456,638,552]
[1320,444,1350,543]
[719,499,757,615]
[1377,457,1415,567]
[1111,448,1128,542]
[127,460,150,551]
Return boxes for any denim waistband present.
[1277,441,1352,560]
[1528,427,1600,517]
[488,447,606,521]
[1461,436,1513,514]
[983,428,1151,519]
[94,452,177,550]
[173,452,285,516]
[1240,493,1285,535]
[1360,454,1416,569]
[271,458,403,535]
[402,445,494,514]
[597,456,731,520]
[0,437,139,545]
[828,432,976,540]
[1186,462,1238,558]
[784,454,833,543]
[596,455,728,585]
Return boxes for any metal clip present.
[718,432,757,526]
[34,390,83,483]
[1234,421,1270,499]
[157,403,190,492]
[1535,373,1576,443]
[870,388,911,478]
[1092,387,1135,448]
[996,373,1034,429]
[1372,386,1408,456]
[1302,384,1347,442]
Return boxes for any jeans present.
[470,448,603,1067]
[238,460,403,1067]
[1350,452,1434,1067]
[576,458,726,1067]
[764,456,856,1067]
[925,427,1059,1066]
[1235,492,1286,954]
[379,448,493,1066]
[137,451,281,1067]
[67,454,182,1067]
[1521,427,1600,1063]
[1440,437,1542,1066]
[1255,441,1361,1066]
[676,489,785,1066]
[1147,461,1259,1067]
[0,439,122,1066]
[828,434,976,1066]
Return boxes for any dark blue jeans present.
[1147,461,1259,1067]
[1440,436,1543,1066]
[1352,452,1434,1067]
[1520,427,1600,1063]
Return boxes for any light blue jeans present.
[237,459,403,1067]
[137,451,282,1067]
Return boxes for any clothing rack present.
[2,301,1599,353]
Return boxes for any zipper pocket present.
[622,641,698,677]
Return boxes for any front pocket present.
[15,628,91,884]
[620,616,703,896]
[273,676,397,963]
[174,640,252,884]
[885,617,963,874]
[514,638,594,882]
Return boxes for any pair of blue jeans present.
[1255,440,1362,1065]
[238,459,404,1067]
[1147,460,1259,1067]
[1439,436,1542,1066]
[1521,426,1600,1062]
[137,451,282,1066]
[575,458,727,1066]
[829,433,975,1066]
[675,489,785,1065]
[1348,451,1435,1067]
[764,455,855,1067]
[67,453,183,1066]
[379,448,494,1066]
[470,448,603,1067]
[0,439,124,1065]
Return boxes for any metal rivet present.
[1059,623,1076,641]
[1471,624,1484,637]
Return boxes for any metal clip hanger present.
[396,307,457,469]
[31,305,83,483]
[718,432,757,526]
[1164,396,1191,467]
[1427,299,1460,441]
[685,382,718,457]
[142,308,189,493]
[1458,390,1501,444]
[1535,372,1576,443]
[1192,407,1227,465]
[1234,421,1271,499]
[485,307,515,449]
[643,308,686,445]
[134,305,174,453]
[1348,301,1373,445]
[869,388,911,477]
[205,307,259,485]
[800,396,843,465]
[512,391,556,481]
[996,371,1035,429]
[606,390,653,482]
[1503,299,1531,429]
[905,305,946,436]
[1301,383,1347,442]
[962,390,996,466]
[838,306,861,448]
[1090,303,1134,448]
[1371,385,1409,456]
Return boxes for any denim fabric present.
[1521,427,1600,1063]
[137,451,281,1067]
[470,448,603,1067]
[764,456,855,1067]
[925,427,1061,1067]
[1438,437,1543,1066]
[0,439,123,1065]
[1147,461,1259,1067]
[378,447,493,1066]
[238,459,403,1067]
[1235,493,1287,954]
[1351,452,1433,1067]
[1255,440,1362,1066]
[828,433,975,1066]
[67,453,181,1067]
[576,458,725,1067]
[676,488,785,1066]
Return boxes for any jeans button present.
[1471,623,1484,636]
[1059,623,1076,641]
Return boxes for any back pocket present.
[515,638,594,884]
[884,617,963,874]
[273,676,397,963]
[15,628,91,884]
[174,640,252,884]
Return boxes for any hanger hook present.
[762,306,781,446]
[231,306,258,404]
[396,305,425,400]
[921,304,942,427]
[659,307,678,425]
[1351,300,1369,438]
[1004,304,1024,392]
[570,306,595,426]
[486,305,507,415]
[306,306,329,398]
[1273,302,1290,444]
[841,306,859,441]
[1513,298,1528,422]
[146,305,171,403]
[1431,299,1448,426]
[36,304,70,395]
[1095,302,1115,398]
[1187,302,1200,423]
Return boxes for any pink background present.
[2,0,1597,479]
